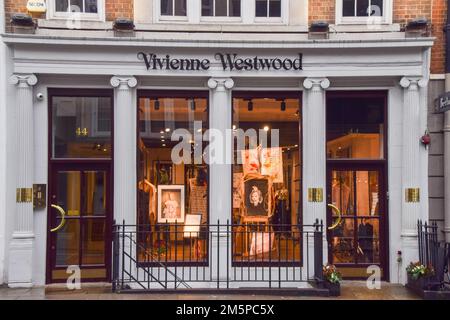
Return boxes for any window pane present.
[174,0,187,16]
[232,94,302,265]
[269,0,281,17]
[201,0,214,16]
[137,93,209,265]
[229,0,241,17]
[356,0,370,16]
[52,96,112,158]
[370,0,383,16]
[55,219,80,266]
[82,219,105,265]
[70,0,83,12]
[255,0,267,17]
[342,0,355,16]
[215,0,227,16]
[357,218,380,263]
[56,0,69,12]
[161,0,173,15]
[84,0,98,13]
[326,95,385,159]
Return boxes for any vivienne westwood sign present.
[137,52,303,72]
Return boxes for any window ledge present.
[38,19,112,30]
[330,23,400,33]
[134,23,308,33]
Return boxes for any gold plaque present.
[405,188,420,203]
[16,188,33,203]
[308,188,323,202]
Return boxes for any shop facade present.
[0,30,433,288]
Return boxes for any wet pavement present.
[0,281,420,300]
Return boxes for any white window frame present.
[200,0,243,23]
[47,0,105,21]
[335,0,392,25]
[157,0,189,22]
[254,0,288,24]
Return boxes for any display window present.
[137,91,209,266]
[231,92,302,265]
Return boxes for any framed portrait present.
[244,177,271,217]
[157,185,185,223]
[154,161,174,185]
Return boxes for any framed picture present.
[183,214,202,238]
[244,176,271,217]
[157,185,185,223]
[154,161,174,185]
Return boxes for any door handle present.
[327,203,342,230]
[50,204,66,233]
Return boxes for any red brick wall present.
[430,0,446,74]
[309,0,335,24]
[105,0,133,20]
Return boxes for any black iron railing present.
[112,220,324,292]
[417,220,450,288]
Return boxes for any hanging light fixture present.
[248,99,253,111]
[154,98,160,110]
[189,98,196,111]
[280,99,286,111]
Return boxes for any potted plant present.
[406,262,435,291]
[322,264,342,296]
[152,239,167,259]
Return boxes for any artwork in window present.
[157,185,185,223]
[161,0,187,16]
[342,0,383,17]
[256,0,281,18]
[244,177,272,217]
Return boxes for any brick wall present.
[309,0,335,24]
[430,0,446,74]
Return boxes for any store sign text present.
[137,52,303,72]
[435,92,450,113]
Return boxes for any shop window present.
[137,92,209,265]
[336,0,392,24]
[49,0,105,20]
[201,0,241,17]
[161,0,187,16]
[255,0,281,18]
[231,93,302,265]
[326,94,385,159]
[51,94,112,159]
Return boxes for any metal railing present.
[417,220,450,289]
[112,220,324,292]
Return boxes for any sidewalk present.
[0,281,420,300]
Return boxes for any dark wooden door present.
[47,162,112,283]
[326,163,388,279]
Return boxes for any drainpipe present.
[444,0,450,242]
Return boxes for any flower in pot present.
[322,264,342,296]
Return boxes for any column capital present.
[9,74,37,87]
[303,78,330,90]
[399,77,428,90]
[207,77,234,91]
[110,76,138,89]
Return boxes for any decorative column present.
[302,78,330,274]
[207,77,234,286]
[8,74,38,287]
[399,77,428,273]
[110,76,137,225]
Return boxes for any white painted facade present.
[0,21,434,286]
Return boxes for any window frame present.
[47,0,105,21]
[200,0,243,23]
[157,0,189,22]
[335,0,392,25]
[254,0,283,23]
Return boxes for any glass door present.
[47,164,111,283]
[326,166,386,278]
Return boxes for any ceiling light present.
[248,100,253,111]
[263,126,270,132]
[162,144,166,147]
[189,98,196,111]
[165,128,171,132]
[281,99,286,111]
[154,99,160,111]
